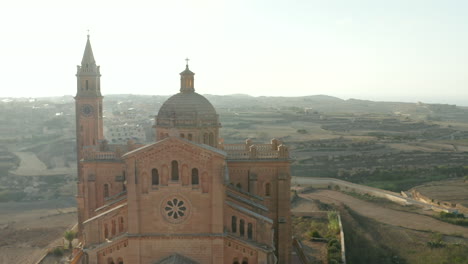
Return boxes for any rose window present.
[161,196,191,223]
[165,198,186,219]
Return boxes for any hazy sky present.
[1,0,467,105]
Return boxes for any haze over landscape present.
[1,1,468,264]
[1,0,467,105]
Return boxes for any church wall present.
[125,237,224,264]
[81,161,125,218]
[224,238,272,264]
[224,206,273,246]
[94,239,129,264]
[124,139,226,236]
[226,161,291,264]
[83,206,128,246]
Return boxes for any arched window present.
[242,258,248,264]
[111,220,116,236]
[236,183,242,190]
[171,160,179,181]
[86,80,89,90]
[247,223,253,239]
[119,217,124,232]
[231,216,237,233]
[104,224,109,239]
[152,168,159,185]
[239,219,245,236]
[265,183,271,197]
[233,259,240,264]
[191,168,199,185]
[107,258,114,264]
[117,258,123,264]
[188,134,192,141]
[180,133,185,138]
[104,184,109,198]
[203,133,208,144]
[209,133,214,146]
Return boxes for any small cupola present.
[180,58,195,93]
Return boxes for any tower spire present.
[81,33,96,66]
[76,34,101,97]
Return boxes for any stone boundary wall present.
[410,189,468,217]
[292,211,346,264]
[292,177,453,214]
[292,237,309,264]
[293,177,408,205]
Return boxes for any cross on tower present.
[185,58,189,66]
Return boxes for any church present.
[74,35,292,264]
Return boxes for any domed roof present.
[156,92,218,127]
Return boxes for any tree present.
[64,230,76,250]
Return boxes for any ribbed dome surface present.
[156,92,218,127]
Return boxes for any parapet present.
[222,138,290,160]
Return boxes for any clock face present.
[81,104,94,117]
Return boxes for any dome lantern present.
[180,58,195,93]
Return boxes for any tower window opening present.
[265,183,271,197]
[209,133,214,146]
[104,224,109,239]
[191,168,199,185]
[236,183,242,190]
[86,80,89,90]
[247,223,253,239]
[104,184,109,198]
[152,168,159,185]
[240,219,245,236]
[231,216,237,233]
[171,160,179,181]
[111,220,116,236]
[188,134,192,141]
[119,217,124,232]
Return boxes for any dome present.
[156,92,219,128]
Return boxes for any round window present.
[161,195,191,224]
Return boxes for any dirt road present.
[0,199,76,264]
[299,190,468,237]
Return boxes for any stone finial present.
[278,144,289,159]
[127,139,135,150]
[100,139,109,151]
[115,147,122,158]
[218,138,225,150]
[249,145,257,159]
[271,138,281,150]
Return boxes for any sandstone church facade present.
[74,36,292,264]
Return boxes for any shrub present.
[53,247,64,256]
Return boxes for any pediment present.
[122,136,226,160]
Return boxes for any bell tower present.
[75,34,104,159]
